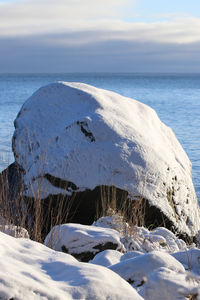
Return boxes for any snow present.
[172,248,200,274]
[109,251,185,286]
[0,231,142,300]
[120,251,144,261]
[1,216,200,299]
[89,249,123,267]
[13,82,200,236]
[93,216,187,253]
[139,267,200,300]
[44,223,124,259]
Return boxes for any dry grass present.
[0,164,191,245]
[0,164,149,243]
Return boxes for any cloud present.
[0,0,200,46]
[0,0,133,35]
[0,0,200,72]
[1,33,200,73]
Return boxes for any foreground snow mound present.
[109,251,185,287]
[0,232,142,300]
[44,223,124,261]
[13,82,200,236]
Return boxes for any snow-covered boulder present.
[172,248,200,274]
[109,251,185,287]
[12,82,200,238]
[0,232,143,300]
[89,249,123,267]
[139,267,200,300]
[44,223,124,262]
[120,251,144,261]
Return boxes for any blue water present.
[0,73,200,199]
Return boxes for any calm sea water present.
[0,73,200,199]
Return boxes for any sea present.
[0,73,199,200]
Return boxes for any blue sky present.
[133,0,200,20]
[0,0,200,72]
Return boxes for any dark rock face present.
[0,163,24,225]
[23,173,175,240]
[24,184,129,240]
[0,163,23,201]
[61,242,119,262]
[0,164,192,243]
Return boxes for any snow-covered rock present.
[0,231,143,300]
[44,223,124,262]
[120,251,144,261]
[89,249,123,267]
[139,267,200,300]
[89,250,144,267]
[94,216,188,253]
[172,248,200,274]
[12,82,200,237]
[146,227,187,252]
[109,251,185,287]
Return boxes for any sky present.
[0,0,200,73]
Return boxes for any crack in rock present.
[77,121,95,142]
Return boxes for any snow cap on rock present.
[44,223,124,261]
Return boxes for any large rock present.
[11,82,200,239]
